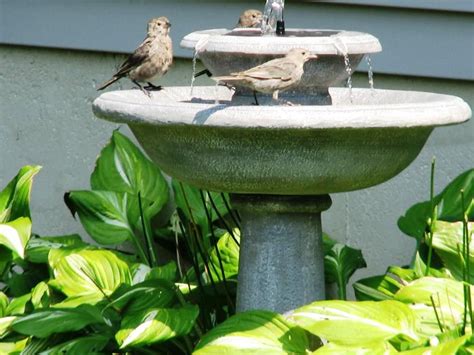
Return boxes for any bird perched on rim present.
[97,16,173,96]
[213,48,317,104]
[237,9,263,28]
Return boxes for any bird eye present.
[252,15,256,18]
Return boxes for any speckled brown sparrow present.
[97,17,173,96]
[237,9,263,28]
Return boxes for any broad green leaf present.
[39,334,110,355]
[116,304,199,348]
[108,279,176,314]
[0,338,27,354]
[399,334,469,354]
[0,293,7,317]
[131,261,178,284]
[353,274,402,301]
[288,300,420,346]
[26,234,86,263]
[0,165,41,223]
[325,242,366,299]
[52,294,104,308]
[91,130,168,217]
[398,169,473,240]
[430,220,473,281]
[11,304,104,338]
[387,266,418,283]
[0,217,31,259]
[394,277,470,334]
[65,190,140,245]
[0,316,16,338]
[31,281,50,309]
[208,229,240,282]
[195,310,310,355]
[314,341,397,354]
[48,248,132,301]
[5,293,31,316]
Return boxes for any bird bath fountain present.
[92,4,471,314]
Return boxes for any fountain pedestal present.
[232,194,331,313]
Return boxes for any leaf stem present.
[425,158,436,276]
[138,192,157,267]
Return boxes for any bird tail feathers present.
[97,76,121,91]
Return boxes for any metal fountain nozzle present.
[262,0,285,35]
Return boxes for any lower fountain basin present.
[92,87,471,195]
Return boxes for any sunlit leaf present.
[208,229,240,282]
[353,274,402,301]
[288,300,419,346]
[195,310,309,355]
[5,293,31,316]
[26,234,86,263]
[399,334,469,354]
[314,341,397,354]
[31,281,50,309]
[11,304,104,338]
[0,338,28,354]
[65,190,140,245]
[0,217,31,259]
[91,130,168,217]
[0,293,8,318]
[0,316,16,338]
[0,165,41,223]
[48,248,132,302]
[116,304,199,348]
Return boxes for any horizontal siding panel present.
[1,0,473,80]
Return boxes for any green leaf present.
[5,293,31,316]
[394,277,470,335]
[91,130,168,217]
[0,165,41,223]
[0,293,8,318]
[208,229,240,282]
[314,341,397,354]
[26,234,86,263]
[116,304,199,348]
[353,274,402,301]
[430,220,474,281]
[0,338,27,354]
[31,281,50,309]
[108,279,176,314]
[325,242,366,299]
[131,261,178,284]
[288,300,420,346]
[65,191,140,245]
[398,169,474,240]
[11,304,104,338]
[195,310,309,354]
[48,248,132,301]
[39,334,110,355]
[0,217,31,259]
[399,334,469,354]
[0,316,16,338]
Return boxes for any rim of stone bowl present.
[180,28,382,55]
[92,87,471,130]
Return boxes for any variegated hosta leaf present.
[0,316,16,338]
[0,338,28,354]
[26,234,86,263]
[131,261,178,284]
[394,277,471,335]
[194,310,310,355]
[65,190,140,245]
[116,304,199,349]
[430,220,473,281]
[5,294,31,316]
[0,165,41,223]
[0,217,31,259]
[90,130,168,218]
[399,334,469,354]
[313,341,398,354]
[208,229,240,282]
[31,281,50,309]
[0,292,8,317]
[48,248,132,303]
[287,300,420,346]
[11,305,104,338]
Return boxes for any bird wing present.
[114,38,152,77]
[237,59,297,81]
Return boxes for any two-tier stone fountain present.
[93,1,471,313]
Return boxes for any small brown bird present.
[237,9,263,28]
[213,48,317,103]
[97,17,173,96]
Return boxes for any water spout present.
[262,0,285,35]
[334,38,354,104]
[366,55,375,91]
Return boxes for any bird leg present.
[253,91,260,105]
[144,82,163,91]
[133,80,151,98]
[194,69,213,78]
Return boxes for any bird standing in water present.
[213,48,317,104]
[97,17,173,96]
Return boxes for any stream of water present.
[366,55,375,91]
[190,36,210,97]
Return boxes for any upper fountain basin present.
[92,87,471,195]
[181,28,382,92]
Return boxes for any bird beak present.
[167,23,172,28]
[309,54,318,59]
